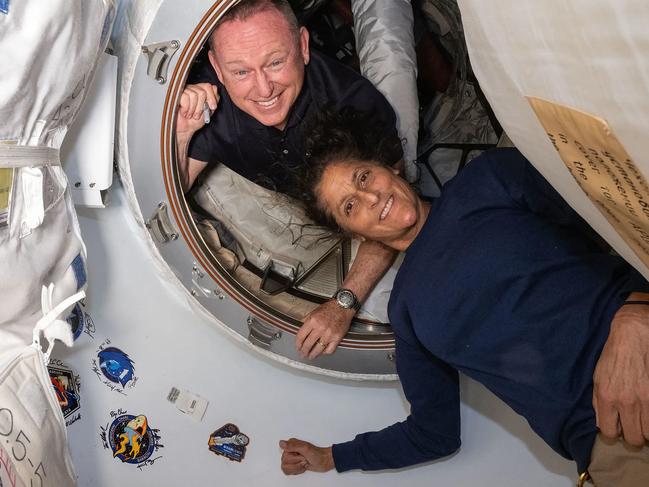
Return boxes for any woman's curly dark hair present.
[287,107,404,233]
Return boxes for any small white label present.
[167,387,208,421]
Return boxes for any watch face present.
[337,290,355,308]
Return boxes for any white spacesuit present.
[0,1,114,485]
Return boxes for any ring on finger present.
[316,339,327,348]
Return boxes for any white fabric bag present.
[0,327,81,487]
[457,0,649,278]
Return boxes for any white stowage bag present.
[351,0,419,182]
[194,164,343,280]
[457,0,649,279]
[0,1,114,485]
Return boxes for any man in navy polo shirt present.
[175,0,399,359]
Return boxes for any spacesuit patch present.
[208,423,250,462]
[67,303,85,341]
[0,0,8,15]
[71,254,87,290]
[47,359,81,427]
[67,300,96,341]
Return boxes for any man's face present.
[208,9,309,131]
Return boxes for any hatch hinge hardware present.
[247,316,282,350]
[191,263,226,300]
[146,202,178,244]
[141,40,180,84]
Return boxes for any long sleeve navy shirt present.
[332,148,649,474]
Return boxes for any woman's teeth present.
[380,195,393,220]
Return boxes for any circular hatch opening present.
[158,0,395,352]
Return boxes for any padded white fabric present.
[458,0,649,278]
[351,0,419,182]
[0,162,82,365]
[0,1,114,147]
[194,164,342,280]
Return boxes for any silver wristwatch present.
[333,288,362,311]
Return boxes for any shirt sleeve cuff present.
[624,269,649,295]
[331,440,362,472]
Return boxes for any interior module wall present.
[52,187,576,486]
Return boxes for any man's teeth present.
[257,96,279,107]
[380,196,393,220]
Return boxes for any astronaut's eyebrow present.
[336,168,361,211]
[224,50,284,66]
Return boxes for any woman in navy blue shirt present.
[279,109,649,486]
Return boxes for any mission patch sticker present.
[208,423,249,462]
[91,339,138,395]
[100,409,163,469]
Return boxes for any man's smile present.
[254,94,281,108]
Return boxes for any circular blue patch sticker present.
[98,347,135,387]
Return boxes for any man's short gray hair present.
[209,0,300,49]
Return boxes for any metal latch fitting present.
[191,264,225,300]
[247,316,282,350]
[146,202,178,244]
[141,40,180,84]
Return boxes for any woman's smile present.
[317,160,429,250]
[380,195,394,221]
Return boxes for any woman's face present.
[316,160,423,249]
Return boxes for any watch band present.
[333,288,362,311]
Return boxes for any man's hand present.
[176,83,219,136]
[296,300,354,360]
[175,83,218,191]
[295,239,397,360]
[593,295,649,446]
[279,438,334,475]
